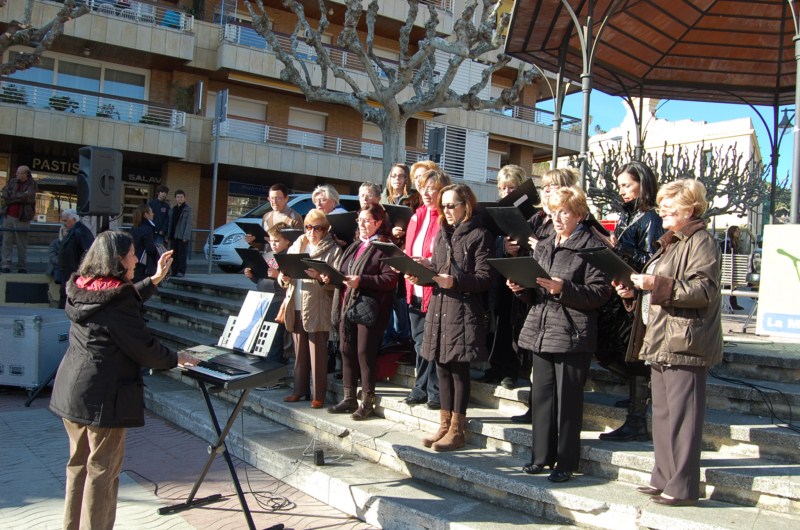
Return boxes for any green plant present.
[49,94,79,112]
[0,84,27,105]
[96,103,119,119]
[139,114,168,126]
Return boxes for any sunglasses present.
[442,202,464,210]
[304,224,325,233]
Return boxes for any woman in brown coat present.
[409,183,493,452]
[616,179,722,506]
[326,204,398,420]
[279,209,342,408]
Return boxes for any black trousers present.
[530,350,591,472]
[341,322,383,395]
[171,239,189,275]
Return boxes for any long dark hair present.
[77,230,132,281]
[616,161,658,211]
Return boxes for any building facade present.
[0,0,581,250]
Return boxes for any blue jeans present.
[383,293,411,344]
[408,302,439,403]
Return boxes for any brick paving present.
[0,386,374,530]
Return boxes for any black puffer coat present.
[49,276,176,428]
[421,216,494,364]
[517,225,613,354]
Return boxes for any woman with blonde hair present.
[279,209,342,408]
[410,160,442,192]
[616,179,722,506]
[511,186,613,482]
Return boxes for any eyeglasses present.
[442,202,464,210]
[357,217,376,225]
[304,224,325,233]
[541,185,559,192]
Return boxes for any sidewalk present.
[0,387,373,530]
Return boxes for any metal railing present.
[0,77,186,129]
[488,104,582,135]
[213,117,432,165]
[79,0,194,32]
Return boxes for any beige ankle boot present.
[422,410,452,448]
[432,412,466,452]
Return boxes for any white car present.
[204,194,360,272]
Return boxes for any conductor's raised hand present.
[152,250,174,285]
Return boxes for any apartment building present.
[0,0,580,247]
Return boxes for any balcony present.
[204,116,426,182]
[488,104,582,136]
[0,78,187,158]
[11,1,196,62]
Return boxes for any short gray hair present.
[312,184,340,205]
[61,209,80,221]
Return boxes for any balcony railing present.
[488,104,582,135]
[0,77,186,129]
[213,116,430,166]
[220,25,395,80]
[78,0,194,32]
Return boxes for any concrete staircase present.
[143,276,800,529]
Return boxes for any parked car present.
[204,194,360,272]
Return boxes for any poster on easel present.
[224,291,274,352]
[756,225,800,337]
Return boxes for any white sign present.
[756,225,800,337]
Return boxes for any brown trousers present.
[649,363,708,500]
[291,310,329,402]
[62,419,127,530]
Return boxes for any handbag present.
[345,292,379,327]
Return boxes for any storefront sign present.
[124,168,162,185]
[30,156,79,175]
[229,181,269,197]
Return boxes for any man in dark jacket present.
[57,209,95,309]
[147,184,170,245]
[167,189,193,277]
[1,165,37,273]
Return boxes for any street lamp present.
[769,107,794,223]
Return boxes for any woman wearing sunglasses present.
[278,209,342,408]
[326,204,398,420]
[408,183,493,452]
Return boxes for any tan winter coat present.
[283,233,341,333]
[626,218,723,367]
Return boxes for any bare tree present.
[246,0,539,178]
[0,0,89,76]
[577,139,774,220]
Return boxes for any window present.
[287,108,326,148]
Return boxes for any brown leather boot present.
[432,412,466,452]
[327,386,358,414]
[351,392,375,421]
[422,410,452,448]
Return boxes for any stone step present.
[146,319,218,352]
[142,374,564,530]
[587,366,800,420]
[145,373,798,529]
[717,339,800,383]
[144,299,230,336]
[152,286,243,318]
[162,275,251,301]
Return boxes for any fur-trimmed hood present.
[65,274,143,324]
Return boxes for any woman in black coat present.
[593,161,664,442]
[49,230,196,530]
[131,203,159,282]
[510,187,613,483]
[326,204,398,420]
[409,183,493,452]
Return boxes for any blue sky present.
[539,91,794,187]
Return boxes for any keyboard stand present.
[158,381,257,530]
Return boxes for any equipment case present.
[0,307,70,391]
